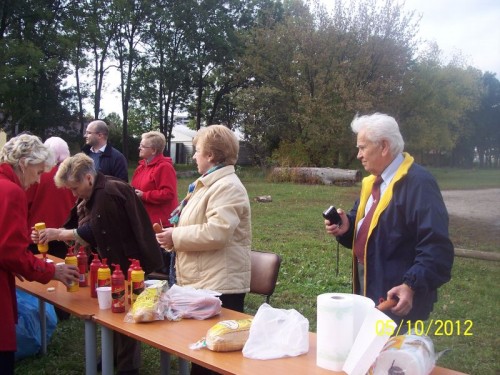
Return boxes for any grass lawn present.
[15,167,500,374]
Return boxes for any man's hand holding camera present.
[324,206,349,236]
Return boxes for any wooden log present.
[254,195,273,203]
[271,167,361,186]
[454,248,500,262]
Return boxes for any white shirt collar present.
[380,153,404,192]
[91,144,107,153]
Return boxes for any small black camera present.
[323,206,342,225]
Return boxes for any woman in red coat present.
[26,136,76,259]
[0,134,79,374]
[131,131,178,226]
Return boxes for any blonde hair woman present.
[0,134,79,374]
[26,137,76,260]
[156,125,251,374]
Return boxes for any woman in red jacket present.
[0,134,79,374]
[132,131,178,280]
[131,131,178,226]
[26,136,76,259]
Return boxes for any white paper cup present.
[96,286,112,309]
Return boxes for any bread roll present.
[205,319,253,352]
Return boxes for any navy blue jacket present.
[82,142,128,182]
[338,153,454,323]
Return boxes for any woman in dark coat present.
[33,152,163,375]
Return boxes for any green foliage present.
[0,1,74,135]
[270,140,311,167]
[14,168,500,374]
[0,0,498,169]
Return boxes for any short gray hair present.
[141,131,166,153]
[55,153,96,188]
[350,113,404,155]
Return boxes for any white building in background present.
[169,118,254,165]
[170,124,196,164]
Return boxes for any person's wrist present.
[403,282,415,294]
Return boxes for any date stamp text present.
[375,319,474,337]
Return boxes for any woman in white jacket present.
[156,125,251,313]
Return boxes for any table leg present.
[85,320,97,375]
[159,351,171,375]
[101,325,114,375]
[178,358,189,375]
[39,299,47,354]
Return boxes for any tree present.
[0,0,74,136]
[397,43,482,165]
[86,0,120,119]
[236,0,419,167]
[113,0,152,158]
[468,72,500,167]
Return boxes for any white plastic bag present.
[242,303,309,359]
[161,284,222,321]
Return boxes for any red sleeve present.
[0,183,55,283]
[142,162,177,204]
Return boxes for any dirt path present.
[441,189,500,226]
[442,189,500,252]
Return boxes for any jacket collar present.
[199,165,235,188]
[82,142,113,157]
[139,154,172,167]
[0,163,22,187]
[355,152,414,225]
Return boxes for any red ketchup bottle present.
[111,264,125,313]
[76,246,88,287]
[127,259,138,305]
[97,258,111,287]
[89,253,102,298]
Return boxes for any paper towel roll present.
[316,293,374,371]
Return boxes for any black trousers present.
[0,351,14,375]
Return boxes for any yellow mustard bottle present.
[34,222,49,256]
[64,248,79,292]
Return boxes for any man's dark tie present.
[354,176,383,264]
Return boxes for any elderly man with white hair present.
[325,113,454,326]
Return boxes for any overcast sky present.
[319,0,500,76]
[400,0,500,75]
[99,0,500,116]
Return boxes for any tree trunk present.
[454,248,500,262]
[271,167,361,185]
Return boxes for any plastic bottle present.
[64,247,79,292]
[111,264,125,313]
[34,222,49,257]
[89,253,101,298]
[127,259,137,305]
[97,258,111,288]
[131,261,145,306]
[76,246,88,287]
